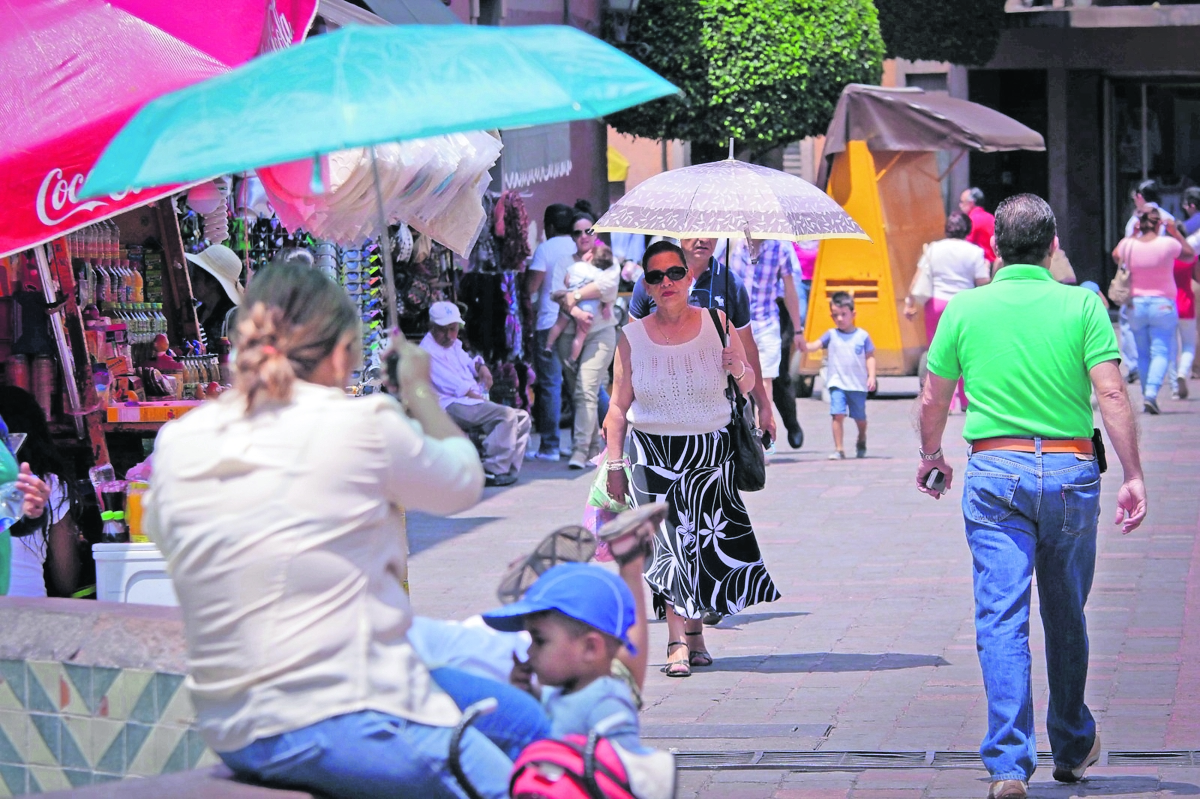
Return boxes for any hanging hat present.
[184,244,245,306]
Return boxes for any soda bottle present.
[100,511,129,543]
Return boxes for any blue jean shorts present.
[828,387,867,420]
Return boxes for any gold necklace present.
[655,311,687,343]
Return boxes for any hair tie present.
[261,345,278,357]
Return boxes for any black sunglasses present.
[644,265,688,285]
[570,228,595,238]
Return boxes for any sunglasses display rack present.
[338,240,387,386]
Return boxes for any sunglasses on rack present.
[643,265,688,285]
[570,228,595,239]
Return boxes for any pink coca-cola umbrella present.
[0,0,317,259]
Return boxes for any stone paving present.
[406,383,1200,798]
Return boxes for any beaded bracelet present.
[605,458,631,471]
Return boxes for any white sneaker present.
[567,453,588,470]
[526,450,560,462]
[828,451,845,460]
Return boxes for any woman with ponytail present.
[146,259,514,798]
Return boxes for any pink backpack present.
[510,734,635,799]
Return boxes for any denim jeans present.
[430,666,550,760]
[1168,317,1197,385]
[219,708,512,799]
[962,447,1101,782]
[534,327,562,454]
[1129,296,1179,400]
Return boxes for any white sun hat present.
[184,244,245,306]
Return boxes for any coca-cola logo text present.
[36,168,138,227]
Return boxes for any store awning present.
[502,124,572,189]
[818,84,1045,186]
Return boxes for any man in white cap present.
[420,301,531,487]
[184,244,245,346]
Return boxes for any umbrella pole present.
[370,148,401,332]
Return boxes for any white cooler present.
[92,542,179,606]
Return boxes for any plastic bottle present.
[96,263,111,305]
[132,265,144,303]
[100,511,129,544]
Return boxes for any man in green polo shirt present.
[915,194,1147,799]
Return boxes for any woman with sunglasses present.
[553,211,620,469]
[603,241,781,678]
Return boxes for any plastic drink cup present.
[126,482,148,543]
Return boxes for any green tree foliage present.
[874,0,1008,67]
[605,0,884,162]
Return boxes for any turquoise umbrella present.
[82,24,677,197]
[82,23,677,329]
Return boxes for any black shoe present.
[787,426,804,450]
[1126,369,1139,384]
[485,471,518,487]
[1144,397,1160,415]
[702,611,723,626]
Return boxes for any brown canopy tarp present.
[817,84,1045,187]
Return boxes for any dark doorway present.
[968,70,1049,211]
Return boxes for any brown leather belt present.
[970,437,1094,455]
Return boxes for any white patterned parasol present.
[594,157,868,243]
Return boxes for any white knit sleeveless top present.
[624,315,732,435]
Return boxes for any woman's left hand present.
[722,346,745,377]
[17,463,49,520]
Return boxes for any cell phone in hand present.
[924,468,946,494]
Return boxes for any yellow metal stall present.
[799,85,1045,379]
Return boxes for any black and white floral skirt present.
[629,427,780,619]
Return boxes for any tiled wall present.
[0,659,217,795]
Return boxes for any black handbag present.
[707,309,766,492]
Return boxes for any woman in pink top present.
[1112,207,1194,413]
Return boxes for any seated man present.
[420,302,531,487]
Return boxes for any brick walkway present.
[406,386,1200,798]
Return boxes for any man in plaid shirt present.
[727,238,806,450]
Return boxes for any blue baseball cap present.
[482,563,637,653]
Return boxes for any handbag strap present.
[707,308,740,409]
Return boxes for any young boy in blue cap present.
[483,563,644,753]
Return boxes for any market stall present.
[802,84,1046,377]
[0,9,676,602]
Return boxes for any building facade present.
[976,2,1200,285]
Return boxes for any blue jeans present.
[220,708,512,799]
[797,279,811,328]
[962,447,1101,782]
[1130,296,1179,400]
[430,667,550,760]
[534,328,562,454]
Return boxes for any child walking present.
[799,291,876,459]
